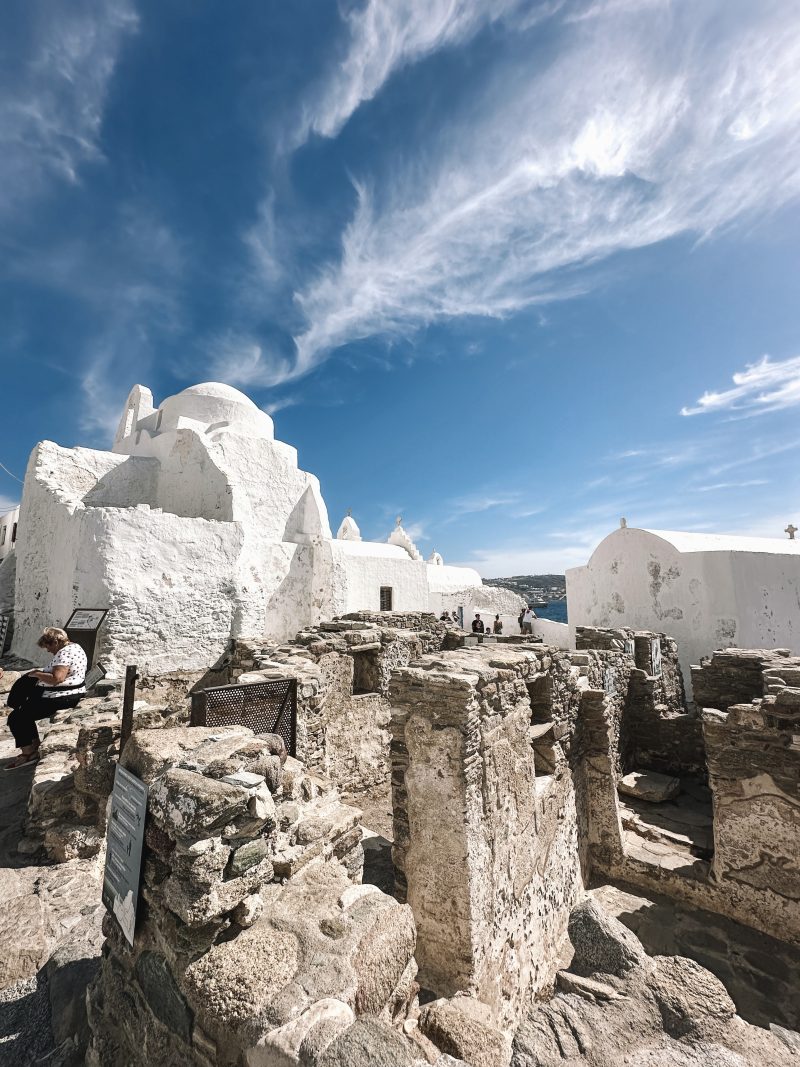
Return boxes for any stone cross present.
[786,523,798,540]
[396,515,403,526]
[620,517,627,529]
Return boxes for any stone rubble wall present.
[24,694,180,863]
[690,646,800,712]
[578,625,704,776]
[227,613,444,794]
[86,726,422,1067]
[582,649,800,946]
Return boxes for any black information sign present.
[64,607,108,667]
[0,613,10,655]
[102,765,148,946]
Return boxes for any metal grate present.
[190,678,297,756]
[379,586,393,611]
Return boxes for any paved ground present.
[0,726,104,1067]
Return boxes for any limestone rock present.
[134,951,194,1043]
[184,925,300,1035]
[619,770,681,803]
[233,893,264,928]
[568,897,650,978]
[419,996,511,1067]
[316,1017,417,1067]
[0,669,21,693]
[647,955,735,1037]
[148,767,248,836]
[556,971,626,1002]
[246,998,355,1066]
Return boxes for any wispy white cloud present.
[449,491,522,517]
[680,355,800,418]
[294,0,535,146]
[266,1,800,385]
[0,0,138,216]
[691,479,768,493]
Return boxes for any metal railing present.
[190,678,297,756]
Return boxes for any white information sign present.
[650,638,662,679]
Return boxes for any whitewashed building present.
[567,525,800,692]
[11,382,499,674]
[0,506,19,563]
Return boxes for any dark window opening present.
[11,523,17,544]
[527,674,553,724]
[352,649,381,695]
[380,586,393,611]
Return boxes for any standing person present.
[3,627,87,769]
[518,607,525,634]
[522,607,535,635]
[472,614,485,634]
[493,614,503,634]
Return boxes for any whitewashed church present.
[10,382,501,673]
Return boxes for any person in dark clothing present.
[493,614,503,634]
[472,614,485,634]
[4,627,87,769]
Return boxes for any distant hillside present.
[484,574,566,604]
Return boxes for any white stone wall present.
[567,527,800,695]
[12,382,502,675]
[531,618,572,649]
[0,507,19,563]
[326,540,431,615]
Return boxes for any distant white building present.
[0,506,19,563]
[12,382,502,674]
[567,526,800,693]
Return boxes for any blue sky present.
[2,0,800,575]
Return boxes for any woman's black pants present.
[6,682,81,748]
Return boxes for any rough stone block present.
[148,768,249,836]
[618,770,681,803]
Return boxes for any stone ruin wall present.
[86,726,420,1067]
[578,639,800,949]
[9,613,800,1065]
[388,642,638,1030]
[227,612,445,794]
[576,625,704,776]
[693,648,800,938]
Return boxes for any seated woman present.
[4,627,87,769]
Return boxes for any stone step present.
[619,770,680,803]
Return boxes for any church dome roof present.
[177,382,259,408]
[159,381,274,440]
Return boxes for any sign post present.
[120,664,138,755]
[102,765,148,947]
[63,607,109,668]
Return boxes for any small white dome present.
[178,382,259,408]
[159,381,274,440]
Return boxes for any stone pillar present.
[390,647,583,1030]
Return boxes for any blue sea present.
[534,600,568,623]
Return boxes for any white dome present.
[178,382,259,408]
[159,381,274,440]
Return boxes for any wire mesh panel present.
[190,678,297,756]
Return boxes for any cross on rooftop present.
[786,523,798,540]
